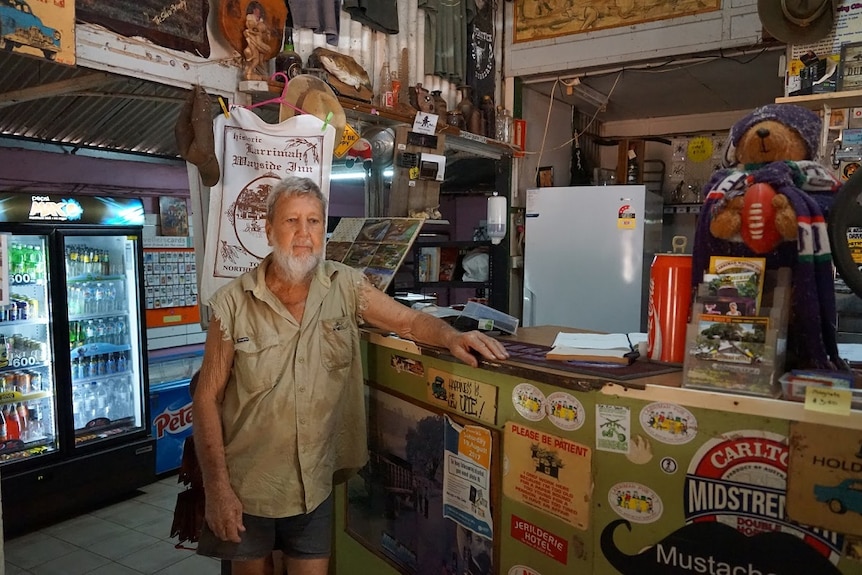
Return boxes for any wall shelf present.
[776,89,862,110]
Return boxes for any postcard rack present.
[682,268,791,397]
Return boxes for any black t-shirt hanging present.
[466,0,495,106]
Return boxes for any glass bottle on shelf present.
[274,27,303,81]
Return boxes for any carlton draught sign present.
[601,429,844,574]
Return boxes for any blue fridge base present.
[149,378,193,475]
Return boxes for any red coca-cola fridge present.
[0,193,154,536]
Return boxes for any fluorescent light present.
[330,168,393,181]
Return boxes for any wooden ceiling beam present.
[0,73,118,108]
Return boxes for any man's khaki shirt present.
[209,256,368,517]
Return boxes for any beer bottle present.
[274,27,303,81]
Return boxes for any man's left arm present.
[360,284,509,367]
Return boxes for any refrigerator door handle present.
[523,287,535,328]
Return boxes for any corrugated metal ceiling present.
[0,50,196,159]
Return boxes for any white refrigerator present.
[523,185,663,333]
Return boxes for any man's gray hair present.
[266,176,327,222]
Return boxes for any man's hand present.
[445,330,509,367]
[204,483,246,543]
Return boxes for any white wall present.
[515,89,574,206]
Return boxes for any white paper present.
[837,343,862,363]
[552,332,633,350]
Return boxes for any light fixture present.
[330,168,393,181]
[566,78,608,111]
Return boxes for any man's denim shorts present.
[197,493,333,561]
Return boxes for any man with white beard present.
[194,176,509,575]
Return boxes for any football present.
[740,182,782,254]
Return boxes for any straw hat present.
[278,74,347,145]
[757,0,834,45]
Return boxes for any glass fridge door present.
[0,234,58,463]
[65,235,145,446]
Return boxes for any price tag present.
[804,386,852,416]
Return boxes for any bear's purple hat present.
[725,104,822,165]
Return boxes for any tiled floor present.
[3,475,222,574]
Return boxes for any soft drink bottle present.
[16,402,27,437]
[0,406,6,441]
[6,405,20,440]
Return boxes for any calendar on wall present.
[143,247,200,327]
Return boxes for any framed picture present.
[76,0,211,57]
[537,166,554,188]
[838,42,862,92]
[345,385,500,575]
[159,197,190,237]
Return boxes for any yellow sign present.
[502,421,592,529]
[426,368,498,424]
[687,137,713,163]
[334,123,360,158]
[804,386,852,416]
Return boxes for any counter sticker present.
[598,430,845,575]
[390,354,425,377]
[427,368,498,424]
[660,456,678,474]
[503,421,592,529]
[785,421,862,537]
[626,434,653,465]
[508,566,543,575]
[546,391,584,431]
[510,515,568,565]
[596,404,630,454]
[639,402,697,444]
[512,383,546,421]
[608,482,663,524]
[685,429,843,565]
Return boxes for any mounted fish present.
[306,47,374,103]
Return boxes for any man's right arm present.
[192,316,245,542]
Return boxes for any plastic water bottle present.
[117,351,127,373]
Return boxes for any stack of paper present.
[545,332,641,364]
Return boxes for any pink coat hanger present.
[243,72,305,115]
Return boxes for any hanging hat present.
[278,74,347,147]
[757,0,834,45]
[175,85,220,187]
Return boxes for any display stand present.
[682,268,791,397]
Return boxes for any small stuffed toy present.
[692,103,845,371]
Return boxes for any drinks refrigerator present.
[0,193,154,536]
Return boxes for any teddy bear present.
[692,103,846,371]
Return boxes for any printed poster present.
[200,108,335,303]
[443,416,493,539]
[4,0,75,65]
[786,421,862,537]
[503,421,592,530]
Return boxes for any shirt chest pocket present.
[320,316,354,371]
[233,333,281,392]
